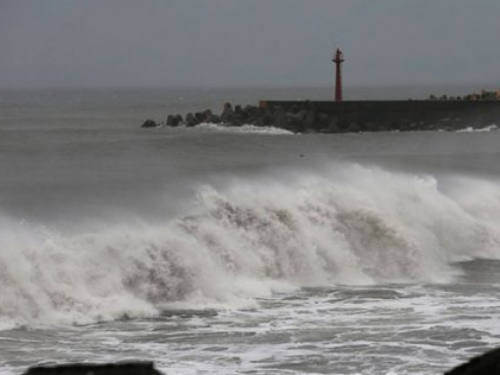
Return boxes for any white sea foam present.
[456,124,498,132]
[194,122,294,135]
[1,165,500,328]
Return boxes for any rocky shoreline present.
[141,102,292,130]
[141,100,500,133]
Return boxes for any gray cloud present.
[0,0,499,88]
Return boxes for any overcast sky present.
[0,1,499,88]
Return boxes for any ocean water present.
[1,88,500,375]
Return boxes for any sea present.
[1,86,500,375]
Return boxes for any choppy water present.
[1,88,500,375]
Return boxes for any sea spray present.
[1,164,500,328]
[193,123,295,135]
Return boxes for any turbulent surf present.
[2,164,500,329]
[2,89,500,374]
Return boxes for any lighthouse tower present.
[332,48,345,102]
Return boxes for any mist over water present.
[2,88,500,374]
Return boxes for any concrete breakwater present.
[141,100,500,133]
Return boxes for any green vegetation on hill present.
[428,90,500,101]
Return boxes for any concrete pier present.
[143,99,500,133]
[258,100,500,132]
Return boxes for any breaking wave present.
[1,164,500,328]
[194,122,294,135]
[456,124,498,133]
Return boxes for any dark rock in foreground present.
[19,347,500,374]
[445,347,500,374]
[23,362,163,375]
[142,100,500,133]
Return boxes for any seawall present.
[259,100,500,132]
[142,99,500,133]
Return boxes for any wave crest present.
[194,122,294,135]
[1,165,500,327]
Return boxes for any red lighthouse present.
[333,48,345,102]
